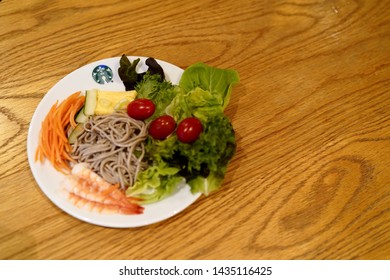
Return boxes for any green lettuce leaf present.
[126,160,183,204]
[135,72,179,118]
[187,172,224,195]
[179,62,239,110]
[166,87,224,122]
[167,63,239,122]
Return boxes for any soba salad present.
[35,56,239,215]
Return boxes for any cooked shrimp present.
[64,163,143,215]
[68,193,142,215]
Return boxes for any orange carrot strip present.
[69,104,77,128]
[35,92,85,174]
[36,101,58,162]
[69,96,85,128]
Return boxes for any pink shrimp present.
[64,163,143,215]
[68,193,143,215]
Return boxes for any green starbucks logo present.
[92,65,113,84]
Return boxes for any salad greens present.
[135,72,180,119]
[167,62,240,122]
[118,55,165,90]
[121,56,239,203]
[179,62,239,110]
[118,56,141,90]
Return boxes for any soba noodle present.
[71,112,148,190]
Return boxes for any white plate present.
[27,56,201,228]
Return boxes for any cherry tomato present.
[177,117,203,143]
[127,98,155,120]
[149,115,176,140]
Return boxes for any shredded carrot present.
[69,97,85,128]
[69,104,78,128]
[35,91,85,174]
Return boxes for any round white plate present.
[27,56,201,228]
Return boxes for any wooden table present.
[1,0,389,260]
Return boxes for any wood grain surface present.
[0,0,389,260]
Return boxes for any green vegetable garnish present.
[118,55,141,90]
[135,72,179,119]
[118,55,166,91]
[179,62,239,110]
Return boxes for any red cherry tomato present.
[127,98,155,120]
[177,117,203,143]
[149,115,176,140]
